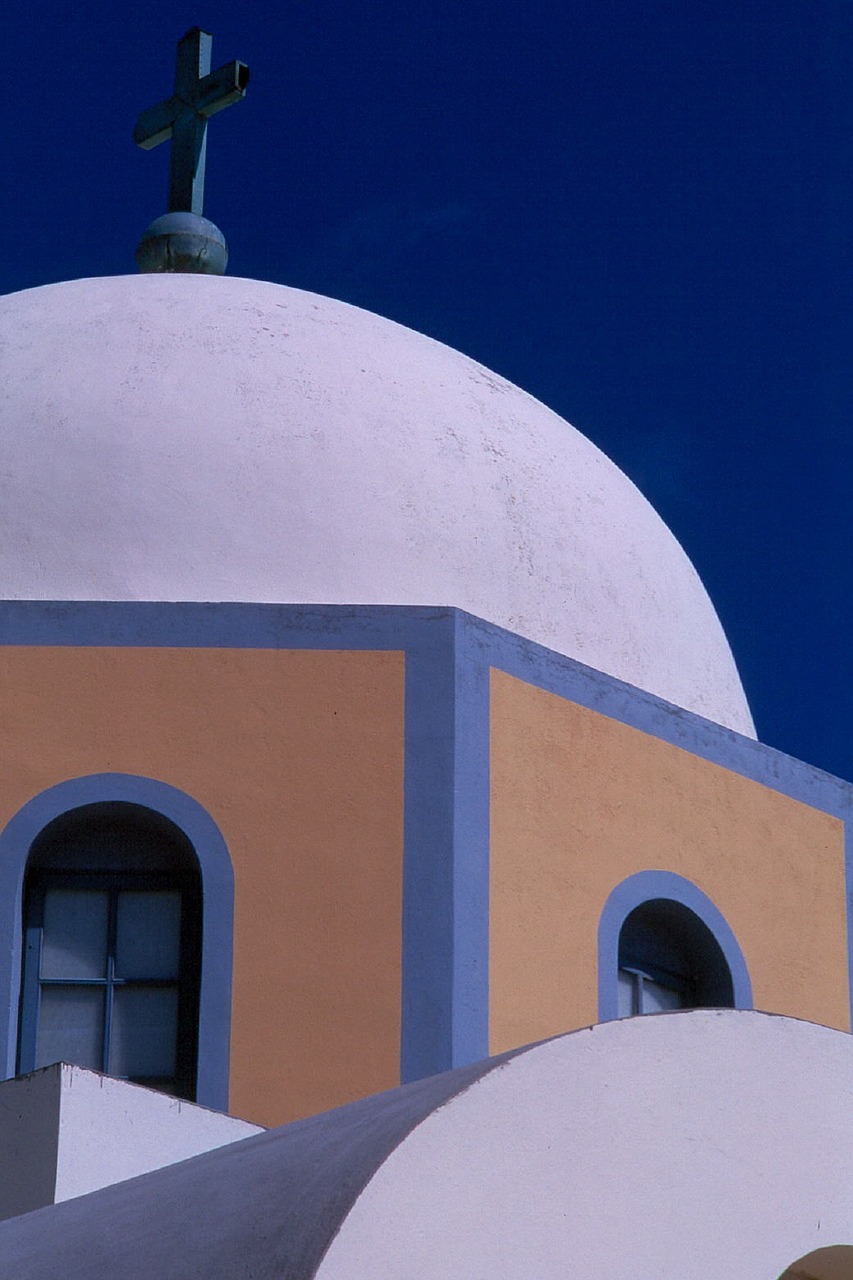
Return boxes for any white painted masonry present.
[0,1064,262,1222]
[318,1012,853,1280]
[0,274,753,734]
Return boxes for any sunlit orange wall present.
[490,669,849,1054]
[0,647,405,1127]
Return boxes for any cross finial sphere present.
[134,29,249,274]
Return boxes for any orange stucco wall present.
[0,646,405,1127]
[490,669,849,1053]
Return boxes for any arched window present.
[617,897,734,1016]
[17,803,202,1099]
[598,871,751,1022]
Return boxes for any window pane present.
[109,986,178,1079]
[41,889,108,979]
[641,977,683,1013]
[36,986,104,1070]
[617,970,637,1017]
[114,891,181,979]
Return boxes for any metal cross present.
[134,28,249,216]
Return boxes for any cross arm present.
[195,60,250,120]
[133,61,249,149]
[134,96,181,150]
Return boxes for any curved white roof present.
[0,274,753,734]
[319,1012,853,1280]
[1,1012,850,1277]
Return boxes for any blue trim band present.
[1,602,852,1050]
[400,615,491,1080]
[4,600,848,817]
[0,774,234,1110]
[449,615,490,1069]
[597,870,753,1021]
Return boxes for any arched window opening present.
[617,897,734,1017]
[17,802,201,1100]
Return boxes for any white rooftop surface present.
[0,1062,262,1221]
[0,274,754,735]
[0,1013,848,1277]
[318,1011,853,1280]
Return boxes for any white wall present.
[0,1063,262,1221]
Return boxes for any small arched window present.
[17,803,201,1099]
[617,897,735,1017]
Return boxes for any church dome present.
[0,273,754,735]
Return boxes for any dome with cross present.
[0,271,753,735]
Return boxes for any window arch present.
[18,803,202,1098]
[0,775,233,1110]
[617,897,734,1015]
[598,870,752,1022]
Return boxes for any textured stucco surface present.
[0,273,753,734]
[489,670,849,1050]
[0,646,405,1127]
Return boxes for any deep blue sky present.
[5,3,852,777]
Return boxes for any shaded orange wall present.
[0,647,405,1127]
[490,669,849,1053]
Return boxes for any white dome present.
[0,274,754,735]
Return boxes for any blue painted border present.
[596,870,753,1021]
[457,609,853,1032]
[0,602,493,1083]
[2,594,847,825]
[400,616,456,1078]
[449,615,491,1069]
[0,774,234,1110]
[2,601,852,1053]
[400,614,490,1079]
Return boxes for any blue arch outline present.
[0,774,234,1110]
[3,600,852,1065]
[597,870,753,1021]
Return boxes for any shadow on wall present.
[780,1245,853,1279]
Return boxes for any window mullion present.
[103,887,119,1075]
[18,895,45,1074]
[38,977,109,986]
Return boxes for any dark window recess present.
[18,803,201,1100]
[617,898,734,1018]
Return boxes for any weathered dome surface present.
[0,274,753,734]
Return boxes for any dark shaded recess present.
[619,898,734,1008]
[27,802,199,874]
